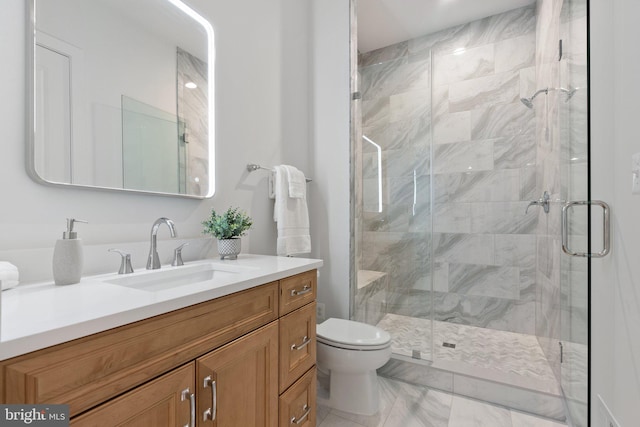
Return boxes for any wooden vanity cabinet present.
[0,269,318,427]
[1,282,279,416]
[196,322,279,426]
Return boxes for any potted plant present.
[202,207,253,260]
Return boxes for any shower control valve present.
[525,191,551,214]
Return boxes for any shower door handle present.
[561,200,611,258]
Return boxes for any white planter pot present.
[217,238,241,260]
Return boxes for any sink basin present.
[103,262,255,292]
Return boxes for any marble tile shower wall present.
[357,6,538,335]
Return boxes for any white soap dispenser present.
[53,218,88,286]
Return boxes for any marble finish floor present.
[317,375,566,427]
[376,314,557,387]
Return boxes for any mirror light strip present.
[167,0,216,197]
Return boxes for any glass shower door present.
[353,45,434,363]
[558,1,593,425]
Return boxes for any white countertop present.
[0,254,322,361]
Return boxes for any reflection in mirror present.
[29,0,215,198]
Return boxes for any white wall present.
[591,0,640,425]
[37,0,179,113]
[309,0,351,319]
[0,0,311,283]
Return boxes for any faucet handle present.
[172,243,189,267]
[108,249,134,274]
[525,191,551,214]
[525,200,539,214]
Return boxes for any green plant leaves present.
[202,207,253,239]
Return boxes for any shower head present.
[520,97,534,109]
[520,88,549,109]
[560,87,578,101]
[520,87,578,109]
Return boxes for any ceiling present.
[357,0,536,53]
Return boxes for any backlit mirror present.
[28,0,215,198]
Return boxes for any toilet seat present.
[317,318,391,351]
[316,318,392,415]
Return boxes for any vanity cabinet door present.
[279,367,316,427]
[71,363,195,427]
[197,321,279,427]
[279,302,316,393]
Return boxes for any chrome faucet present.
[147,217,177,270]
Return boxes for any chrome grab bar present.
[562,200,611,258]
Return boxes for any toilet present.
[316,318,392,416]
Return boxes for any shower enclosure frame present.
[349,0,594,425]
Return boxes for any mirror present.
[28,0,215,198]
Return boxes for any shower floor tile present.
[376,314,558,387]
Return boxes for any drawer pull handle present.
[180,388,195,427]
[212,379,217,421]
[203,375,217,421]
[291,404,310,425]
[291,336,311,351]
[290,284,312,297]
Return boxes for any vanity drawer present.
[279,367,317,427]
[71,363,195,426]
[1,282,278,417]
[279,302,316,393]
[279,270,317,316]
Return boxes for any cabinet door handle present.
[290,404,310,425]
[189,393,196,427]
[290,284,312,297]
[203,375,217,421]
[291,336,311,351]
[181,388,195,427]
[211,379,217,421]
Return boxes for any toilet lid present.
[316,318,391,350]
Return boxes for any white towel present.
[0,261,20,291]
[274,165,311,256]
[283,165,306,199]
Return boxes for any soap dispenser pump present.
[53,218,88,286]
